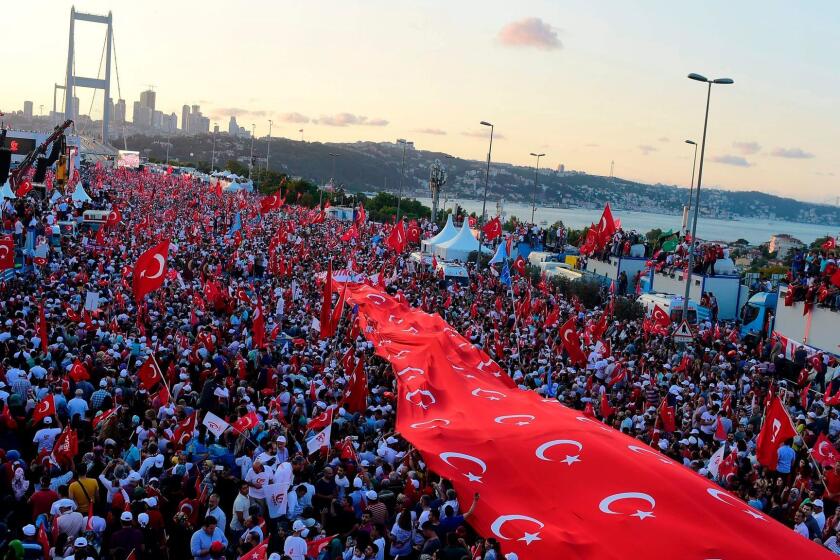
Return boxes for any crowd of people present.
[0,161,838,560]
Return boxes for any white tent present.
[421,214,458,253]
[0,180,16,200]
[71,183,92,203]
[434,221,489,261]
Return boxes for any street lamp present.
[683,140,697,235]
[299,129,304,142]
[325,152,340,207]
[248,123,255,181]
[478,121,494,265]
[396,139,413,221]
[529,152,545,225]
[266,119,273,174]
[682,73,734,320]
[211,124,217,171]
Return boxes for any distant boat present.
[539,220,548,226]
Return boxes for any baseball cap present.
[814,499,824,508]
[505,554,519,560]
[120,511,133,522]
[23,524,36,536]
[138,513,150,527]
[292,520,306,532]
[74,537,88,548]
[366,490,378,500]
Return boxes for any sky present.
[3,1,840,203]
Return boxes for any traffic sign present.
[673,320,694,343]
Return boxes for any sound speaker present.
[0,148,10,185]
[45,135,65,166]
[33,157,49,183]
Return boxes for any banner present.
[202,411,230,438]
[264,482,290,519]
[344,284,832,560]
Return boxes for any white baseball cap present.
[292,520,306,532]
[120,511,133,522]
[74,537,88,548]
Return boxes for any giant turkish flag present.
[132,240,170,302]
[344,284,832,560]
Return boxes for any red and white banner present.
[344,284,831,559]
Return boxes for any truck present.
[740,285,839,359]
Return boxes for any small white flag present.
[202,411,230,439]
[306,424,332,455]
[264,481,290,519]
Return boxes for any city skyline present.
[2,1,839,203]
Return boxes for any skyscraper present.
[182,105,190,132]
[115,99,126,124]
[23,101,33,117]
[140,89,156,112]
[132,101,141,124]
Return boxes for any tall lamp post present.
[396,139,412,221]
[683,140,698,235]
[266,119,273,174]
[478,121,494,265]
[682,73,734,320]
[529,152,545,225]
[248,123,255,180]
[325,152,340,207]
[211,123,217,171]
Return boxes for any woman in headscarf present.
[11,467,29,501]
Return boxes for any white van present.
[409,252,433,267]
[637,292,699,324]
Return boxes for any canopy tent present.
[72,183,92,203]
[434,221,489,261]
[0,180,16,200]
[421,214,457,254]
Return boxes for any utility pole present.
[266,119,272,174]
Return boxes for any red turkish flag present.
[651,305,671,328]
[822,236,836,251]
[173,412,197,447]
[558,316,586,366]
[92,406,120,430]
[306,408,334,431]
[482,217,502,241]
[387,220,407,253]
[340,224,359,242]
[718,448,739,482]
[15,179,32,197]
[406,220,421,243]
[132,240,170,302]
[714,416,727,441]
[37,523,50,560]
[658,400,676,432]
[811,433,840,467]
[306,535,337,559]
[320,261,334,339]
[513,255,527,276]
[236,287,252,305]
[597,203,617,243]
[755,395,797,468]
[231,411,259,434]
[105,207,122,227]
[831,268,840,289]
[252,298,266,348]
[259,194,284,213]
[343,283,830,559]
[33,395,55,424]
[341,357,367,413]
[68,360,90,382]
[0,236,14,271]
[239,539,268,560]
[137,355,163,390]
[51,427,78,464]
[355,203,366,224]
[600,393,615,418]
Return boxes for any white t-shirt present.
[230,493,250,531]
[33,427,62,452]
[244,468,272,499]
[283,535,307,560]
[700,411,717,435]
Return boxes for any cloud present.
[658,137,670,143]
[498,17,562,50]
[315,113,389,127]
[279,112,310,124]
[215,107,267,117]
[732,141,761,155]
[638,145,657,155]
[711,154,751,167]
[413,128,446,136]
[771,147,814,159]
[461,130,506,140]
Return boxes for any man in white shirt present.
[33,418,62,453]
[244,460,272,514]
[283,520,308,560]
[229,482,250,540]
